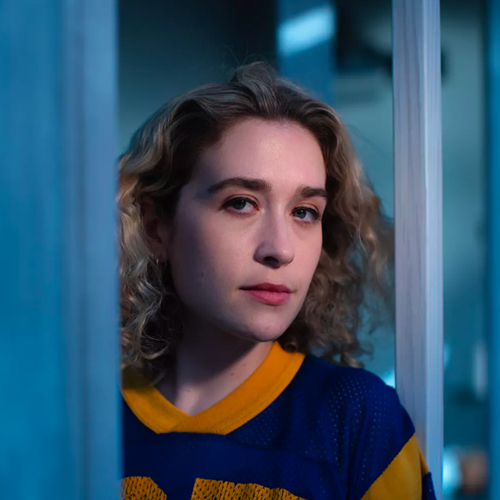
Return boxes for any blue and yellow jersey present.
[121,342,436,499]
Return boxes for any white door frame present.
[393,0,444,497]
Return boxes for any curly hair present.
[118,62,393,382]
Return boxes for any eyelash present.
[223,197,321,223]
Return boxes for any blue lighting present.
[277,5,336,57]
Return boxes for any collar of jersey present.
[122,342,305,435]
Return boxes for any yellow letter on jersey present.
[190,478,306,499]
[121,477,167,500]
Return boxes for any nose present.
[254,213,295,269]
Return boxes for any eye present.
[223,197,257,213]
[293,206,320,222]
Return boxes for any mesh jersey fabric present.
[121,343,437,500]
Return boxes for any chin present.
[243,331,282,344]
[206,303,298,345]
[230,318,292,344]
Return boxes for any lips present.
[241,283,291,293]
[240,283,292,305]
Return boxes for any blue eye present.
[293,207,320,222]
[230,198,250,210]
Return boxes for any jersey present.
[121,342,436,500]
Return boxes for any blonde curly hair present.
[118,62,393,382]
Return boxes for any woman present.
[118,62,436,499]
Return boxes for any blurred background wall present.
[119,0,488,496]
[119,0,276,151]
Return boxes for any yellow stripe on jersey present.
[190,478,306,500]
[122,371,185,434]
[122,342,305,435]
[361,434,427,500]
[121,477,167,500]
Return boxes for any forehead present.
[194,118,326,189]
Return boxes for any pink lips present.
[241,283,292,305]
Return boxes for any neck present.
[156,324,274,416]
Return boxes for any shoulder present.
[301,354,415,446]
[299,356,423,494]
[301,356,435,499]
[299,354,407,421]
[230,353,434,497]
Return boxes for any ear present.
[141,196,170,263]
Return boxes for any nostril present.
[262,256,281,269]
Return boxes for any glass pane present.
[332,0,395,387]
[441,0,488,498]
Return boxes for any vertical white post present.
[0,1,119,499]
[392,0,443,497]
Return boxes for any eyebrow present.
[207,177,327,199]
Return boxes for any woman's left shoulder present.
[301,356,436,499]
[303,354,406,419]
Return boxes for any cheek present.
[168,215,246,292]
[298,234,323,280]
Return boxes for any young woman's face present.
[164,118,327,343]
